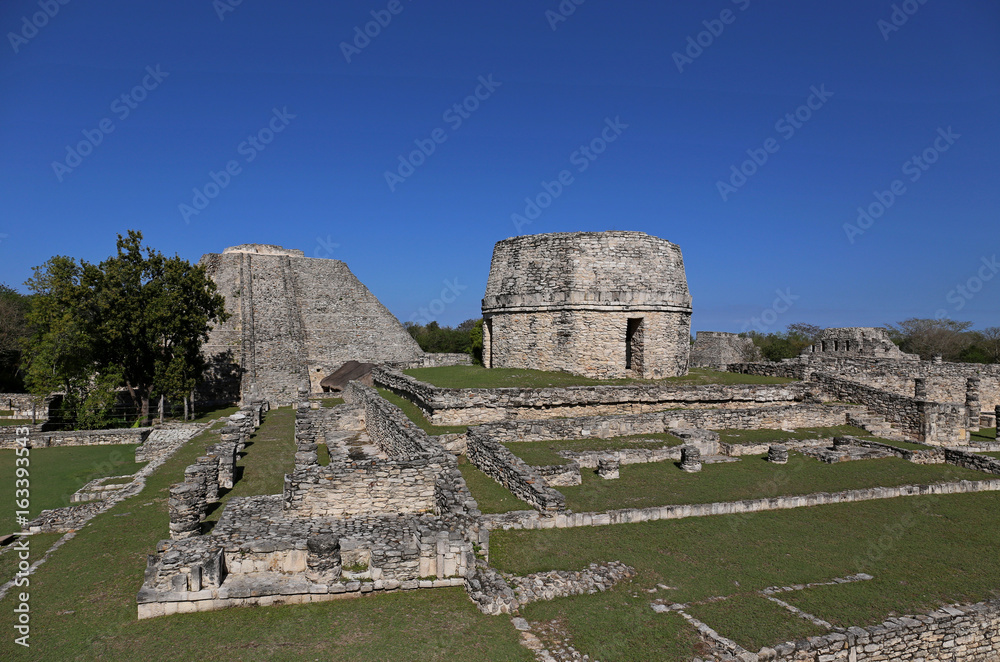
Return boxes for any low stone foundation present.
[481,478,1000,531]
[373,366,806,426]
[0,427,152,450]
[725,598,1000,662]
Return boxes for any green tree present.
[22,231,228,427]
[0,284,30,390]
[468,319,484,364]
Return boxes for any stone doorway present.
[626,317,644,376]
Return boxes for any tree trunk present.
[140,395,150,427]
[183,395,188,422]
[158,394,164,425]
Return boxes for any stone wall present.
[472,405,854,447]
[813,372,967,444]
[690,332,759,367]
[482,231,692,379]
[200,245,422,407]
[0,393,50,421]
[481,478,1000,531]
[343,380,440,458]
[283,460,440,518]
[466,427,565,512]
[485,309,692,380]
[801,326,917,359]
[0,427,151,450]
[945,448,1000,476]
[749,599,1000,662]
[730,356,1000,411]
[392,353,473,369]
[373,366,806,425]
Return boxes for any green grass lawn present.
[202,406,297,528]
[0,412,531,662]
[980,452,1000,459]
[493,490,1000,660]
[319,397,345,408]
[503,433,683,467]
[971,428,996,443]
[556,453,988,513]
[376,388,467,435]
[0,531,63,582]
[403,365,798,389]
[717,425,931,452]
[457,456,533,513]
[0,419,31,426]
[717,425,870,445]
[685,593,828,652]
[0,445,144,534]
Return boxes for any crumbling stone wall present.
[731,355,1000,411]
[283,460,440,518]
[199,244,422,407]
[0,427,151,450]
[373,365,806,425]
[466,427,565,512]
[802,326,918,359]
[343,380,440,458]
[813,372,967,444]
[689,332,759,367]
[0,393,50,421]
[472,405,854,446]
[749,598,1000,662]
[482,231,692,379]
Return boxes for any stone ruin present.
[801,326,917,359]
[689,331,760,367]
[481,231,693,379]
[199,244,424,407]
[138,385,484,618]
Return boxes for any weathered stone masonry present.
[373,365,807,426]
[482,231,693,379]
[141,385,485,618]
[200,244,422,407]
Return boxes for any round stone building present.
[481,231,693,379]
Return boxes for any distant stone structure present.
[200,245,422,406]
[802,327,916,359]
[690,331,760,367]
[481,231,692,379]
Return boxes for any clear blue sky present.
[1,0,997,333]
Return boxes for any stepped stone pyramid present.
[199,244,421,406]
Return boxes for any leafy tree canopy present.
[21,230,228,427]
